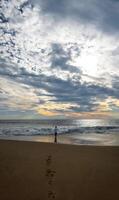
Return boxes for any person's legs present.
[54,135,57,143]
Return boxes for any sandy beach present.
[0,140,119,200]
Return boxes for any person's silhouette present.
[54,125,57,143]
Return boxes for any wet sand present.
[0,139,119,200]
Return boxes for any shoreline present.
[0,137,119,147]
[0,131,119,146]
[0,139,119,200]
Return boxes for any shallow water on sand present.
[0,132,119,146]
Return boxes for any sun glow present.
[79,53,99,76]
[82,55,98,74]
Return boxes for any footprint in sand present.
[46,169,56,178]
[48,190,56,199]
[45,155,56,199]
[46,169,56,186]
[46,155,52,166]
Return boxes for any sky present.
[1,0,119,119]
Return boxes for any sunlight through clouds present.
[1,0,119,118]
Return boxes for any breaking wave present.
[0,122,119,136]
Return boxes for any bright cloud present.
[1,0,119,119]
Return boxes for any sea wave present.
[0,125,119,136]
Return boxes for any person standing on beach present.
[54,125,58,143]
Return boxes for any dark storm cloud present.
[31,0,119,34]
[1,57,119,113]
[0,61,16,76]
[0,61,29,76]
[18,0,30,13]
[44,78,113,112]
[0,13,9,23]
[30,75,117,112]
[0,59,40,78]
[3,66,117,112]
[111,76,119,91]
[50,43,80,73]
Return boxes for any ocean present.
[0,119,119,145]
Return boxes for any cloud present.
[1,47,119,117]
[50,43,81,73]
[1,0,119,118]
[31,0,119,34]
[1,66,117,113]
